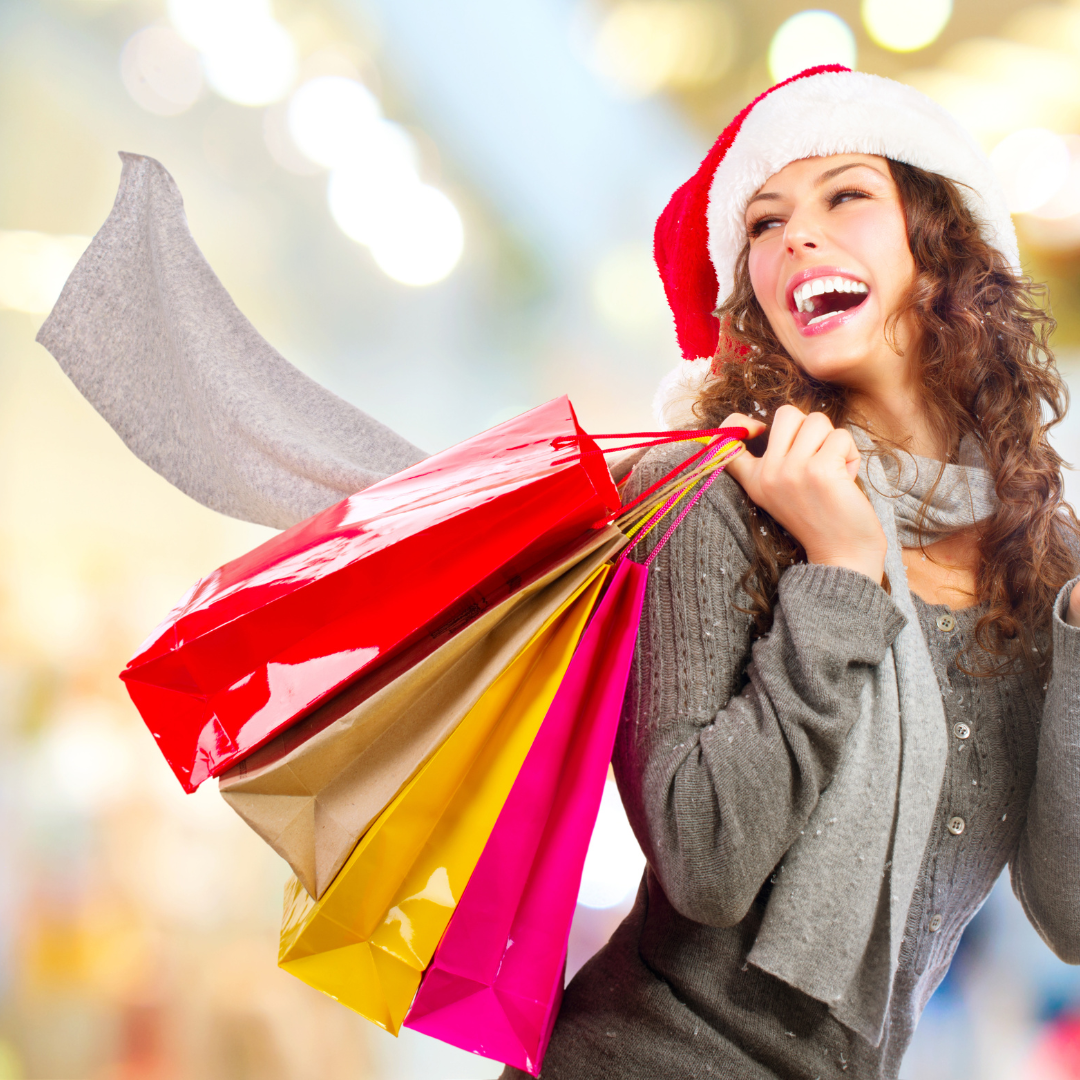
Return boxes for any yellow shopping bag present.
[278,564,609,1033]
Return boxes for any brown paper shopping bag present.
[218,525,626,898]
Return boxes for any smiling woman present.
[705,152,1073,660]
[744,155,915,376]
[501,66,1080,1080]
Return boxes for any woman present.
[37,64,1080,1080]
[501,67,1080,1079]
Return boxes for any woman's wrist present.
[804,540,887,585]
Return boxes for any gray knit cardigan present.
[502,444,1080,1080]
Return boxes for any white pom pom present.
[652,358,718,430]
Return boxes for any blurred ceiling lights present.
[120,26,202,116]
[897,0,1080,251]
[768,10,856,84]
[167,0,297,107]
[118,3,464,287]
[990,128,1072,214]
[0,231,90,315]
[287,76,464,286]
[861,0,953,54]
[588,0,738,99]
[905,4,1080,149]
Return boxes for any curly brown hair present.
[694,158,1079,673]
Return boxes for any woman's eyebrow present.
[745,190,782,210]
[745,161,884,216]
[815,162,882,185]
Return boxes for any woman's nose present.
[783,211,821,254]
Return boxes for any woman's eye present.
[748,216,782,237]
[829,187,871,207]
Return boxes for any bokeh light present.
[1030,135,1080,220]
[286,76,382,169]
[590,0,737,99]
[905,33,1080,151]
[119,26,203,116]
[990,128,1072,214]
[167,0,297,106]
[0,231,89,314]
[577,778,646,909]
[862,0,952,53]
[292,73,463,286]
[768,10,857,84]
[591,242,669,334]
[329,175,464,286]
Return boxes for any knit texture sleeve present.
[36,153,427,530]
[1011,574,1080,963]
[612,446,907,928]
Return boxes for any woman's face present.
[744,153,918,393]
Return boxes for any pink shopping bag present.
[403,557,648,1075]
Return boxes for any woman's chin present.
[785,342,880,389]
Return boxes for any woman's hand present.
[723,405,888,584]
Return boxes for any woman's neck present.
[848,380,946,460]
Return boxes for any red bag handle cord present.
[594,426,747,523]
[554,425,746,457]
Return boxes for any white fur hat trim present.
[705,70,1020,307]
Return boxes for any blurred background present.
[5,0,1080,1077]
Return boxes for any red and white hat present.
[654,65,1019,379]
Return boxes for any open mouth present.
[788,272,869,333]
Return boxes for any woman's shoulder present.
[625,443,755,556]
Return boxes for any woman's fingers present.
[718,413,765,490]
[719,412,766,440]
[785,411,837,467]
[760,404,806,460]
[839,428,862,480]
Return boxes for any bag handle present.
[557,426,748,457]
[618,435,741,567]
[564,425,747,527]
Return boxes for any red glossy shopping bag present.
[121,397,620,792]
[403,558,647,1074]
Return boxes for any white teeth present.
[792,276,869,314]
[807,311,839,326]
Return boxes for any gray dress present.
[502,445,1080,1080]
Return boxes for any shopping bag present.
[403,557,647,1074]
[219,525,625,899]
[277,565,609,1034]
[402,431,744,1074]
[121,396,620,792]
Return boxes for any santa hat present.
[653,64,1019,421]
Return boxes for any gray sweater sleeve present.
[1011,575,1080,963]
[35,153,427,530]
[613,448,907,928]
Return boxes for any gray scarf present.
[748,433,998,1045]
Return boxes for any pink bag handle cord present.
[619,436,739,568]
